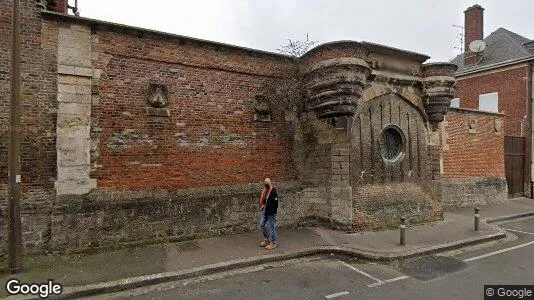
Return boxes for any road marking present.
[325,291,350,299]
[384,275,409,283]
[337,260,409,288]
[503,228,534,235]
[367,275,409,287]
[337,260,384,287]
[464,240,534,262]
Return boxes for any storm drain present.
[399,255,469,281]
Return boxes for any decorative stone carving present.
[303,57,371,119]
[147,84,170,117]
[468,116,477,134]
[147,84,169,108]
[421,63,457,125]
[253,94,271,122]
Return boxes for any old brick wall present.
[0,1,59,255]
[90,27,296,190]
[455,65,531,195]
[39,17,304,253]
[440,108,507,207]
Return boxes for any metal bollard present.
[400,217,406,245]
[474,207,480,231]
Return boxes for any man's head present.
[264,178,272,188]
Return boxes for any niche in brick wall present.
[146,84,170,117]
[253,94,271,122]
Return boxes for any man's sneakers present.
[259,240,269,247]
[265,243,277,250]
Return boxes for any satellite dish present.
[469,40,486,52]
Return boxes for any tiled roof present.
[450,27,533,72]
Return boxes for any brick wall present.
[440,108,507,207]
[455,65,531,195]
[90,28,297,190]
[0,0,59,254]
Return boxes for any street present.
[90,216,534,300]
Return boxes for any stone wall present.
[49,182,303,253]
[440,108,507,207]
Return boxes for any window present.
[450,98,460,108]
[478,92,499,112]
[379,125,405,162]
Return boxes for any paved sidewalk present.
[0,197,532,298]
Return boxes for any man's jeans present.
[260,213,277,244]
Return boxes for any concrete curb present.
[485,211,534,224]
[31,229,506,299]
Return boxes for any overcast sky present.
[78,0,534,62]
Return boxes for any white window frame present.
[478,92,499,112]
[450,98,460,108]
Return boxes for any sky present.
[78,0,534,62]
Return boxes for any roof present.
[450,27,534,72]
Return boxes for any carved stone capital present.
[303,58,371,118]
[421,63,457,124]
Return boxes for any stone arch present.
[360,84,428,123]
[351,92,430,185]
[350,92,441,230]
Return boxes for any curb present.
[32,229,506,299]
[485,211,534,224]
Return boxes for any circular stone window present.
[379,125,405,162]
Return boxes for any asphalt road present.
[93,216,534,300]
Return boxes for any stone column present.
[54,24,96,195]
[299,43,371,228]
[329,137,352,228]
[421,63,457,207]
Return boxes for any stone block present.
[58,102,92,115]
[58,92,92,104]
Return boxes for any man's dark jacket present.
[264,188,278,215]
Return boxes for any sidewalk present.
[1,197,532,298]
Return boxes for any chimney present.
[464,4,484,66]
[47,0,68,14]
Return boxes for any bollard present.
[474,207,480,231]
[400,217,406,245]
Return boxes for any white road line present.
[337,260,384,287]
[325,291,350,299]
[384,275,409,283]
[503,228,534,235]
[464,240,534,262]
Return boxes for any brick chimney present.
[464,4,484,66]
[47,0,68,14]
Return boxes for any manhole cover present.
[400,255,469,281]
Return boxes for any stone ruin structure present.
[294,42,457,229]
[0,1,458,253]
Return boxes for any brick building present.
[451,4,534,197]
[0,1,499,254]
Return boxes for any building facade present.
[451,4,534,198]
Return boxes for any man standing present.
[259,178,278,250]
